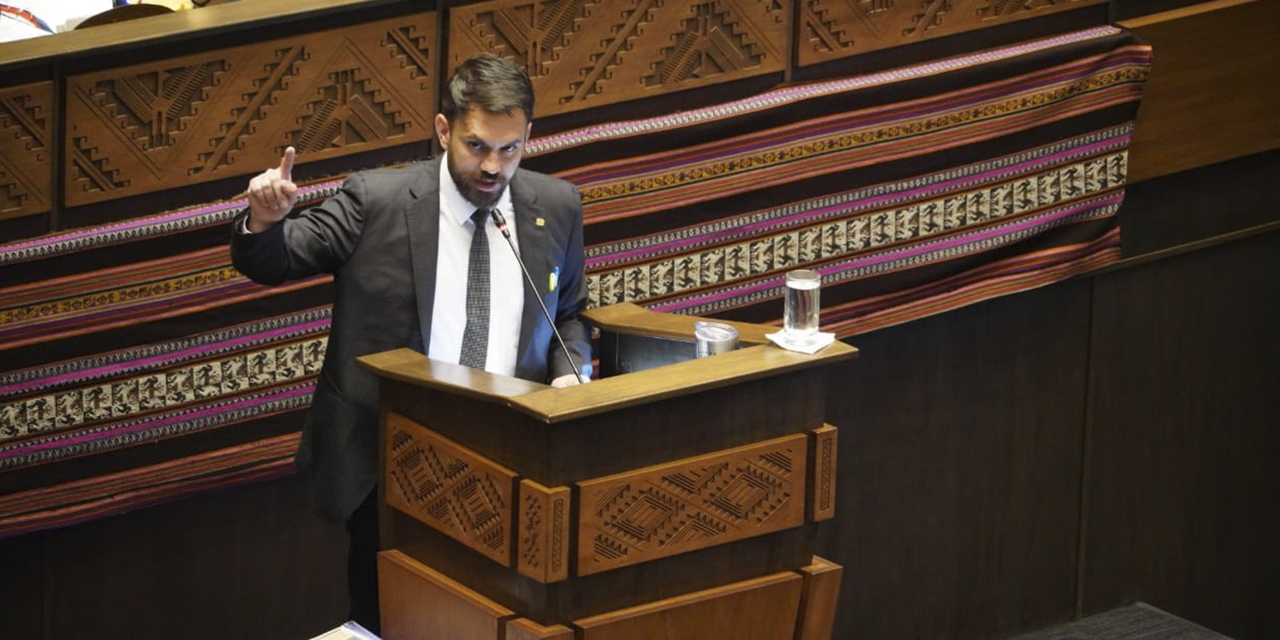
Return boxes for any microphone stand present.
[488,209,586,385]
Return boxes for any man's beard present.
[447,157,505,208]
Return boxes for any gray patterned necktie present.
[459,208,490,370]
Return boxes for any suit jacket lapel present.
[511,170,550,380]
[406,158,442,353]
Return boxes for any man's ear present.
[434,113,450,146]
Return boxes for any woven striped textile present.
[0,25,1151,538]
[524,25,1151,335]
[0,182,343,538]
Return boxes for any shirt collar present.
[438,151,513,226]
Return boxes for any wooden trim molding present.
[517,479,572,584]
[809,425,837,522]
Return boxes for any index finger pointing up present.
[279,147,296,181]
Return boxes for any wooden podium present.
[357,303,856,640]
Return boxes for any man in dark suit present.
[230,53,591,631]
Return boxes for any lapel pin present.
[535,217,546,227]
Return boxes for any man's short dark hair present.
[441,53,535,123]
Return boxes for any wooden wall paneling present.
[447,0,790,118]
[1122,0,1280,182]
[1081,231,1280,640]
[39,472,348,640]
[61,11,436,207]
[0,81,54,222]
[1109,0,1207,21]
[1117,148,1280,259]
[0,529,44,640]
[574,570,804,640]
[796,0,1107,67]
[818,279,1092,639]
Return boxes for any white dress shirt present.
[429,155,524,376]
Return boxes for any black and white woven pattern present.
[459,208,491,370]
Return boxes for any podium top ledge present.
[358,337,856,424]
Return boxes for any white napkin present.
[766,330,836,355]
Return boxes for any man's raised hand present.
[246,147,298,233]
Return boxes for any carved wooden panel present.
[63,12,436,206]
[0,82,53,221]
[384,412,517,567]
[798,0,1108,66]
[809,424,837,521]
[517,479,572,583]
[449,0,790,118]
[576,433,808,576]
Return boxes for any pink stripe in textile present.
[586,130,1133,269]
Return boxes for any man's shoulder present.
[334,159,440,208]
[513,166,578,198]
[514,165,567,184]
[350,160,435,186]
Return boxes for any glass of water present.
[784,269,821,340]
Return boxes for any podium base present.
[377,550,841,640]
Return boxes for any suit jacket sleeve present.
[230,173,371,283]
[549,184,592,380]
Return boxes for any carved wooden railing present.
[1,0,1109,230]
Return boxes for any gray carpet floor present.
[1008,603,1233,640]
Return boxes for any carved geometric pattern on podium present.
[384,412,517,566]
[63,12,436,206]
[0,82,54,221]
[517,479,571,583]
[449,0,788,117]
[576,433,808,576]
[798,0,1106,66]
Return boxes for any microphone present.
[488,209,587,386]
